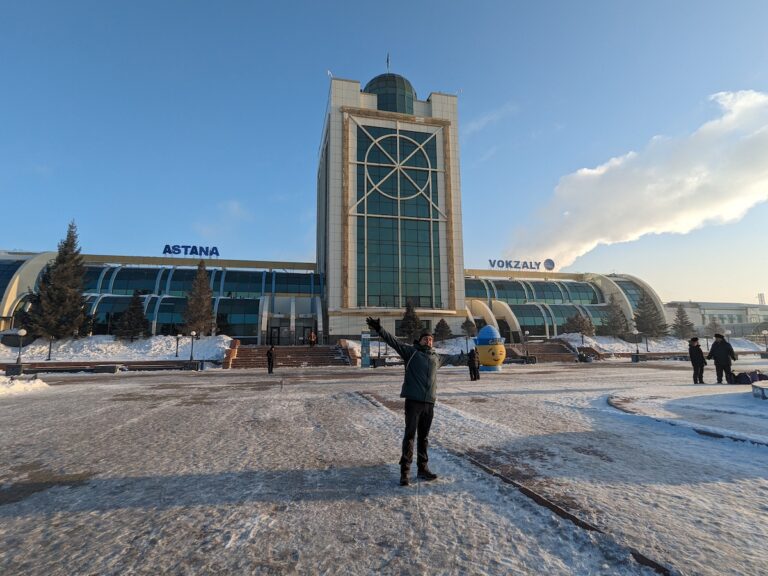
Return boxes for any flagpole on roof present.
[386,52,390,72]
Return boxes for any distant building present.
[665,301,768,336]
[0,73,686,344]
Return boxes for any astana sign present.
[163,245,221,257]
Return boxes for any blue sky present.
[2,0,767,303]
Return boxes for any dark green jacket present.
[376,327,465,404]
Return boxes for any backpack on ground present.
[733,372,752,385]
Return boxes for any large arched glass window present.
[492,280,528,304]
[562,282,601,305]
[614,280,644,311]
[509,304,548,337]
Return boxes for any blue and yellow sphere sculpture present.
[475,325,506,371]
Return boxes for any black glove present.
[366,317,382,333]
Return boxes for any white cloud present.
[515,90,768,268]
[464,101,519,136]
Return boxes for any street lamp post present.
[175,333,182,358]
[524,330,530,360]
[189,331,196,361]
[762,329,768,351]
[16,328,27,364]
[47,336,55,361]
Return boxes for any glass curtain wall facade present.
[463,278,613,337]
[72,265,321,341]
[355,125,444,309]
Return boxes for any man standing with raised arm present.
[366,317,465,486]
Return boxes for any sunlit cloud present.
[514,90,768,268]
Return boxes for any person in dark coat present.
[366,317,465,486]
[688,337,707,384]
[467,348,481,381]
[267,345,276,374]
[706,334,737,384]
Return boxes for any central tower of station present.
[317,73,466,338]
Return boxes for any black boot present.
[400,469,410,486]
[417,465,438,481]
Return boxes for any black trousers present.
[692,364,704,384]
[468,366,480,381]
[715,362,733,384]
[267,360,274,374]
[400,399,434,471]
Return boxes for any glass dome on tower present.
[363,73,416,115]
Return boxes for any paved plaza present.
[2,363,767,575]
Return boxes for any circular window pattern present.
[364,134,431,201]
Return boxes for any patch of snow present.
[0,335,232,363]
[558,333,763,354]
[0,375,49,395]
[345,336,471,360]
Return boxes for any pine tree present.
[634,292,668,337]
[598,294,629,337]
[461,317,477,338]
[434,319,452,341]
[183,260,214,336]
[25,222,86,355]
[399,299,423,342]
[703,318,724,337]
[562,314,596,336]
[114,291,150,341]
[670,304,696,339]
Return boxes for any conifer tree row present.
[461,317,477,339]
[24,221,87,345]
[633,291,668,337]
[399,299,423,342]
[562,314,596,337]
[115,291,150,341]
[183,260,214,336]
[434,319,452,341]
[598,294,628,337]
[670,304,696,339]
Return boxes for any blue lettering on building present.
[488,259,552,271]
[163,244,220,257]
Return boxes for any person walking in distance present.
[366,317,464,486]
[308,330,317,347]
[267,345,276,374]
[707,333,737,384]
[468,348,480,381]
[688,337,707,384]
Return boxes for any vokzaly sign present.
[488,258,555,271]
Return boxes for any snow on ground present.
[0,376,49,396]
[347,336,472,361]
[0,335,231,363]
[1,362,767,575]
[558,333,763,354]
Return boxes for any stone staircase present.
[506,341,578,363]
[225,345,349,369]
